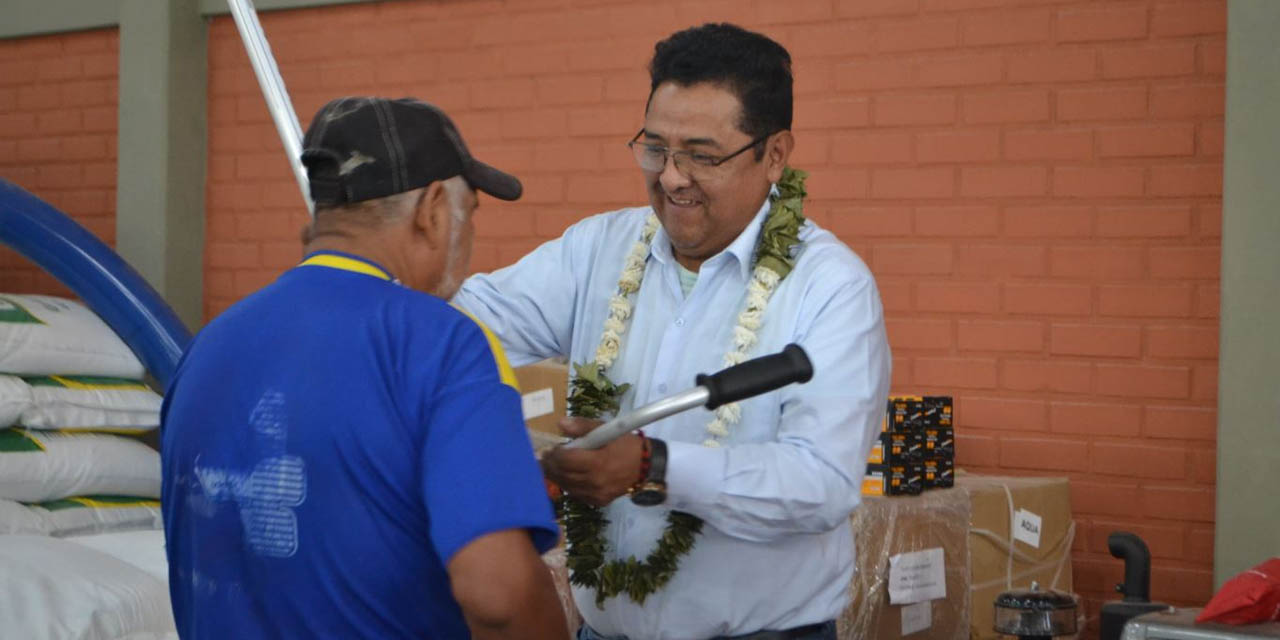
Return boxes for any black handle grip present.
[1107,531,1153,603]
[695,343,814,410]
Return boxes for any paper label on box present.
[888,547,946,604]
[521,388,554,420]
[1013,508,1043,549]
[901,600,932,635]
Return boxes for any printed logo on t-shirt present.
[194,390,308,558]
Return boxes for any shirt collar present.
[298,250,397,283]
[650,187,776,282]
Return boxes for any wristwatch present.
[630,437,668,506]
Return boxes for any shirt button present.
[626,517,636,527]
[658,384,668,394]
[675,318,685,327]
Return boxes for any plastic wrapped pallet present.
[840,473,1075,640]
[543,545,583,638]
[842,486,971,640]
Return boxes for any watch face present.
[630,488,666,506]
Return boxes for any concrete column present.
[115,0,207,330]
[1216,0,1280,586]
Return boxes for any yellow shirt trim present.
[298,254,393,281]
[452,306,520,392]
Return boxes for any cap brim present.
[464,159,522,201]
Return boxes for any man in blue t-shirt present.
[162,97,568,640]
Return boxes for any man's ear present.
[414,181,449,250]
[765,130,795,184]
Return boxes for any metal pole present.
[227,0,314,216]
[562,388,710,450]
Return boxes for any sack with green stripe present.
[0,294,145,378]
[28,495,162,536]
[0,497,50,535]
[0,428,160,503]
[0,374,32,427]
[19,375,161,432]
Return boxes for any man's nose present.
[658,153,692,192]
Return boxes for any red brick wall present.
[0,29,119,295]
[207,0,1223,626]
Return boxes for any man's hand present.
[541,417,644,507]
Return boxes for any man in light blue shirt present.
[453,23,891,640]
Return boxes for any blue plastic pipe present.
[0,179,192,386]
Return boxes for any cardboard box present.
[843,486,971,640]
[841,473,1074,640]
[962,474,1074,640]
[513,358,570,436]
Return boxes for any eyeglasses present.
[626,129,774,180]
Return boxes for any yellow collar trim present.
[298,254,393,281]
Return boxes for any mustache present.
[652,186,704,202]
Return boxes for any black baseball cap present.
[300,97,522,206]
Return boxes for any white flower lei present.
[593,214,784,446]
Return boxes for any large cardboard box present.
[842,473,1074,640]
[513,358,570,436]
[962,474,1075,640]
[843,486,971,640]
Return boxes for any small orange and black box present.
[924,456,954,488]
[887,396,918,432]
[862,464,888,496]
[889,395,953,431]
[891,462,924,495]
[867,440,886,465]
[888,462,924,495]
[864,462,925,496]
[923,425,955,458]
[925,396,953,425]
[888,430,925,462]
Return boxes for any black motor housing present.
[1098,532,1170,640]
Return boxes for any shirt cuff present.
[663,439,726,512]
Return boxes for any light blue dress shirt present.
[453,195,892,639]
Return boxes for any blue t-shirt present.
[161,251,558,639]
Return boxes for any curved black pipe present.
[1107,531,1152,603]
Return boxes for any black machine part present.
[993,582,1078,639]
[1110,531,1154,602]
[1099,531,1171,640]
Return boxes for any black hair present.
[648,23,793,153]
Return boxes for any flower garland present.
[560,167,809,607]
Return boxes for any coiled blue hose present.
[0,179,191,386]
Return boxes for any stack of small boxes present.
[862,396,954,496]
